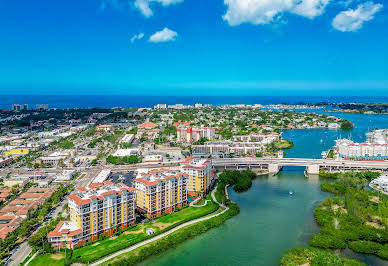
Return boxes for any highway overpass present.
[212,158,388,175]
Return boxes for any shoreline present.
[94,186,238,265]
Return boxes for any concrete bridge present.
[212,158,388,175]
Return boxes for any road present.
[7,197,68,266]
[90,186,228,266]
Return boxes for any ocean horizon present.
[1,95,388,109]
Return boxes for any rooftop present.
[69,182,135,206]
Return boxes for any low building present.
[134,169,188,218]
[53,169,76,183]
[48,181,136,249]
[138,122,158,130]
[143,154,163,163]
[120,134,135,144]
[36,151,70,165]
[0,187,54,239]
[4,177,29,188]
[4,148,29,156]
[112,149,139,157]
[93,169,112,183]
[96,125,113,132]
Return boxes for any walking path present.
[24,251,38,266]
[90,186,227,266]
[190,200,210,207]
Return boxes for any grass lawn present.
[28,253,65,266]
[29,193,219,265]
[274,139,294,149]
[157,196,218,224]
[72,230,147,263]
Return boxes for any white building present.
[93,169,112,183]
[154,104,167,109]
[335,129,388,160]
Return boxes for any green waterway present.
[140,112,388,266]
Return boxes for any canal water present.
[140,112,388,266]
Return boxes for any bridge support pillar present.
[268,164,280,175]
[306,164,320,175]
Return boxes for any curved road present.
[90,186,228,266]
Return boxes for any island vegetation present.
[217,169,258,192]
[280,170,388,264]
[340,120,354,130]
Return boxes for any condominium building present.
[134,169,188,218]
[36,104,49,111]
[175,123,216,143]
[233,133,280,143]
[154,104,167,109]
[12,104,28,111]
[335,129,388,160]
[192,134,279,156]
[48,181,136,249]
[180,157,213,196]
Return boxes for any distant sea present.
[1,95,388,109]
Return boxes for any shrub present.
[309,233,346,249]
[377,245,388,260]
[348,240,383,254]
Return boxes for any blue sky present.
[0,0,387,95]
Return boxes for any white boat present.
[289,191,294,195]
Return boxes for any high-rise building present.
[12,104,28,111]
[47,181,136,249]
[154,104,167,109]
[180,157,213,196]
[36,104,49,111]
[174,122,216,143]
[134,169,188,218]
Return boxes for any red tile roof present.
[138,122,157,128]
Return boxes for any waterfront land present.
[280,171,388,265]
[0,102,387,266]
[321,103,388,115]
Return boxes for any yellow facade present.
[5,149,29,156]
[135,170,188,217]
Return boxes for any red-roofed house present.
[138,122,157,129]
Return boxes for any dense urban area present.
[0,102,387,266]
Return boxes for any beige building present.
[48,181,136,248]
[134,169,188,218]
[180,158,213,196]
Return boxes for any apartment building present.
[175,122,216,143]
[335,129,388,160]
[180,157,213,196]
[233,133,280,143]
[134,169,188,218]
[48,181,136,248]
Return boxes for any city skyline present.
[0,0,387,95]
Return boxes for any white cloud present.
[149,28,178,43]
[292,0,331,18]
[134,0,183,17]
[222,0,331,26]
[130,33,145,43]
[332,1,383,32]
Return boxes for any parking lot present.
[108,171,136,187]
